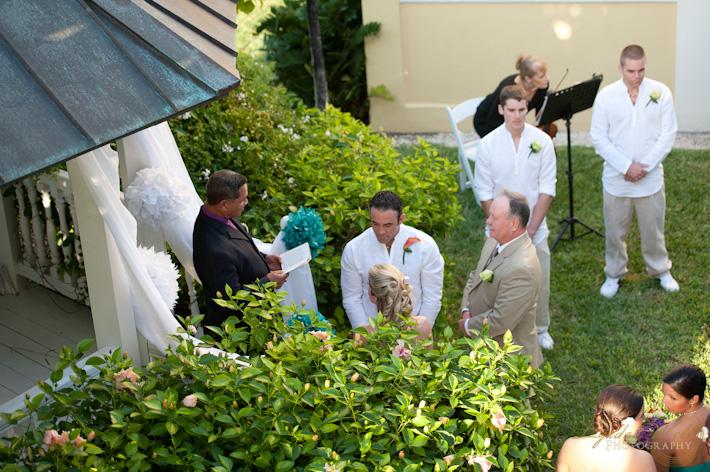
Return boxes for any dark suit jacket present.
[460,235,543,367]
[193,209,269,327]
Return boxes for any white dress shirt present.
[473,123,557,246]
[341,224,444,328]
[590,77,677,198]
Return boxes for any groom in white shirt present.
[590,44,679,298]
[473,85,557,350]
[341,191,444,330]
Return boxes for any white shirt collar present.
[496,231,527,254]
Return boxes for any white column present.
[675,0,710,132]
[66,157,142,363]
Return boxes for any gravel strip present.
[389,131,710,150]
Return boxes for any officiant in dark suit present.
[193,170,288,328]
[459,190,543,367]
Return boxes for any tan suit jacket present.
[461,234,543,367]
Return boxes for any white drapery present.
[74,121,317,360]
[123,122,318,312]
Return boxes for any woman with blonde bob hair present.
[557,384,656,471]
[367,264,431,338]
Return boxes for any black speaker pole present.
[550,114,603,251]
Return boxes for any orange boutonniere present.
[402,236,421,264]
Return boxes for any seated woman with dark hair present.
[366,263,431,339]
[557,384,656,471]
[473,54,550,138]
[651,364,709,472]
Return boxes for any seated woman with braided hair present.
[366,263,431,339]
[557,384,656,471]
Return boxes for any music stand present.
[536,74,604,251]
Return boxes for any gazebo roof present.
[0,0,240,186]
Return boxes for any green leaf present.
[84,444,104,454]
[165,421,178,435]
[143,399,163,411]
[409,434,428,448]
[218,454,234,470]
[84,356,105,366]
[275,460,295,472]
[211,374,232,387]
[76,338,95,354]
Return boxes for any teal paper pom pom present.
[282,207,326,258]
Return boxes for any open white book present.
[279,242,312,274]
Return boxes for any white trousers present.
[603,188,671,279]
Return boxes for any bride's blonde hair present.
[368,264,413,321]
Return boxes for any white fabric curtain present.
[73,121,318,361]
[123,122,318,313]
[74,144,246,364]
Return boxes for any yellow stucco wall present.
[363,1,677,133]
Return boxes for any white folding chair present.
[445,97,484,198]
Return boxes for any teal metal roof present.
[0,0,240,186]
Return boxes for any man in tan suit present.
[459,190,543,368]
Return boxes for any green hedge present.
[170,55,462,329]
[0,287,557,471]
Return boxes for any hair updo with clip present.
[368,264,414,322]
[593,384,644,437]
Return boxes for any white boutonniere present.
[527,140,542,158]
[479,269,494,283]
[697,425,709,442]
[646,90,661,107]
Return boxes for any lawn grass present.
[423,143,710,451]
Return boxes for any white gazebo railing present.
[6,168,203,314]
[12,171,88,304]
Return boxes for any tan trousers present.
[603,188,672,279]
[534,239,550,332]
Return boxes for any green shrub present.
[0,286,557,471]
[255,0,380,122]
[170,54,462,329]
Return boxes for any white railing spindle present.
[23,178,48,271]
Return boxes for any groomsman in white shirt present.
[341,191,444,331]
[473,85,557,350]
[590,44,679,298]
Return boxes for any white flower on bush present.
[309,330,329,341]
[240,136,249,143]
[325,130,331,137]
[303,114,311,123]
[287,177,295,186]
[261,190,268,200]
[180,112,191,120]
[491,409,506,432]
[114,367,140,389]
[238,92,246,100]
[201,169,211,180]
[392,340,411,359]
[277,124,292,134]
[467,455,492,472]
[182,394,198,408]
[222,143,234,153]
